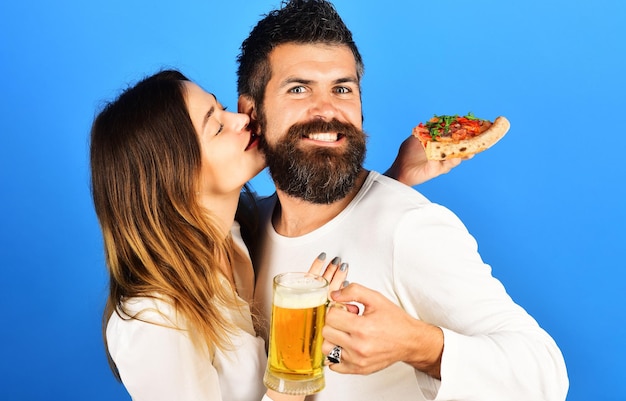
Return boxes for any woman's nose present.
[230,111,250,131]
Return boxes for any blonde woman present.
[90,69,347,401]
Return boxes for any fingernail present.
[331,256,341,265]
[339,263,348,272]
[342,280,350,288]
[317,252,327,261]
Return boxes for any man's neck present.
[272,170,369,237]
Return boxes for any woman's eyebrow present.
[202,95,218,131]
[202,105,215,131]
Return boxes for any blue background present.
[1,1,624,400]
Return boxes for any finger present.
[441,158,462,173]
[345,303,360,314]
[321,322,353,354]
[319,256,341,284]
[329,283,382,312]
[327,263,348,293]
[307,252,327,276]
[321,339,341,357]
[446,158,462,167]
[327,357,360,374]
[322,342,348,367]
[323,304,360,336]
[329,280,361,314]
[321,329,354,372]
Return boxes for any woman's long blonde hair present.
[90,70,247,379]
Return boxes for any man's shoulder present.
[342,171,437,225]
[366,171,431,206]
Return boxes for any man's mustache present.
[287,119,361,139]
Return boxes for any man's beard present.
[258,116,367,204]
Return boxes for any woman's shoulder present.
[113,295,178,326]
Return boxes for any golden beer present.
[264,273,328,395]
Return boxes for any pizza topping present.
[414,112,492,143]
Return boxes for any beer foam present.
[273,286,328,309]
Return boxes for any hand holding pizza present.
[385,135,466,187]
[386,112,508,186]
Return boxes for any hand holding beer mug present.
[263,272,331,395]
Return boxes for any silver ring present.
[327,345,342,364]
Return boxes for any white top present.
[106,222,274,401]
[253,171,569,401]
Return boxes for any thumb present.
[330,283,379,314]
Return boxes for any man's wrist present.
[406,323,444,379]
[383,161,404,182]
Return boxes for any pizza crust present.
[419,116,510,160]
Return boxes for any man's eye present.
[335,86,351,94]
[289,86,306,94]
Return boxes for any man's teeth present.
[307,133,338,142]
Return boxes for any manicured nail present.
[339,263,348,272]
[317,252,327,261]
[342,280,350,288]
[331,256,341,265]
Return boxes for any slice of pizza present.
[412,112,510,160]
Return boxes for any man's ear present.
[238,94,260,134]
[238,94,256,119]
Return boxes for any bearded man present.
[237,1,569,400]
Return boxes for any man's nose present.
[309,92,337,120]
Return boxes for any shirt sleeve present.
[392,204,569,401]
[108,312,224,401]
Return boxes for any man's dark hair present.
[236,0,364,106]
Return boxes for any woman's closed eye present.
[215,107,227,135]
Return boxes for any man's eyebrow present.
[334,77,359,85]
[279,77,312,87]
[279,76,359,88]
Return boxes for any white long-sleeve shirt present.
[106,223,274,401]
[252,171,569,401]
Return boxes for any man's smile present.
[304,132,344,143]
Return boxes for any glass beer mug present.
[263,272,329,395]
